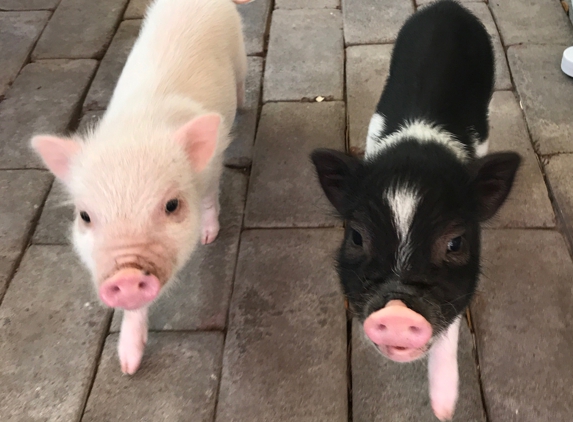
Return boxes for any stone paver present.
[33,0,129,59]
[487,91,555,228]
[82,332,223,422]
[0,171,52,298]
[342,0,413,46]
[109,168,247,331]
[275,0,339,8]
[346,44,392,156]
[238,0,272,56]
[124,0,150,19]
[225,57,263,168]
[0,11,50,97]
[0,0,58,9]
[472,230,573,421]
[352,318,486,422]
[215,229,347,422]
[489,0,573,46]
[417,0,484,5]
[84,20,141,111]
[463,2,511,91]
[0,60,97,169]
[545,154,573,241]
[32,181,72,245]
[508,45,573,155]
[244,102,345,228]
[263,9,343,102]
[0,245,110,422]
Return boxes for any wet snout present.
[363,300,432,362]
[99,268,160,310]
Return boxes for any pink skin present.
[201,194,220,244]
[428,317,460,421]
[118,307,149,375]
[363,300,433,362]
[99,268,161,310]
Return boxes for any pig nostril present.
[138,281,147,290]
[378,324,387,332]
[409,326,420,333]
[111,286,121,293]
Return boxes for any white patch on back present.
[474,139,489,157]
[386,187,420,271]
[366,119,468,162]
[365,113,386,156]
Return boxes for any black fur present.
[311,0,521,336]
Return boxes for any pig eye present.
[447,236,462,252]
[79,211,91,223]
[165,198,179,214]
[351,229,363,246]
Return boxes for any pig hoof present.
[432,400,455,421]
[118,332,147,375]
[201,222,220,244]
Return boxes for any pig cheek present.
[72,220,97,284]
[162,204,201,278]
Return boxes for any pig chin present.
[373,339,432,363]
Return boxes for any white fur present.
[366,120,469,162]
[386,187,419,272]
[428,317,461,421]
[475,139,489,158]
[365,113,386,156]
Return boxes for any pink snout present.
[363,300,433,362]
[99,268,160,310]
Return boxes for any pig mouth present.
[374,342,431,363]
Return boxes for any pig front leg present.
[118,307,149,375]
[201,193,220,244]
[428,316,461,421]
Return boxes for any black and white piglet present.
[311,1,520,420]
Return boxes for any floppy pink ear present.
[31,135,81,182]
[175,113,221,173]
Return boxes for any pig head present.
[31,113,221,311]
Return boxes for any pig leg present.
[428,316,461,421]
[118,307,149,375]
[200,158,223,245]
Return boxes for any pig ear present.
[31,135,80,182]
[175,113,221,173]
[310,148,362,215]
[470,152,521,221]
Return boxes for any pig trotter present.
[118,307,149,375]
[428,317,461,421]
[201,195,220,244]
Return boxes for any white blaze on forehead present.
[367,119,469,162]
[365,113,386,157]
[386,186,420,272]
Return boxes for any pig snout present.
[99,268,160,310]
[363,300,432,362]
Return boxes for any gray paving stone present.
[0,245,111,422]
[33,0,129,59]
[352,318,486,422]
[84,20,141,111]
[0,170,52,298]
[463,2,511,91]
[124,0,151,19]
[471,230,573,422]
[82,332,223,422]
[0,59,97,169]
[263,9,344,102]
[244,102,345,228]
[276,0,340,8]
[0,0,58,9]
[109,168,247,331]
[238,0,272,56]
[32,181,72,245]
[545,154,573,241]
[346,44,392,156]
[215,229,347,422]
[508,45,573,155]
[489,0,573,46]
[225,57,263,168]
[0,11,50,97]
[417,0,484,5]
[486,91,554,228]
[342,0,413,46]
[77,109,106,133]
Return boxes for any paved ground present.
[1,0,573,421]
